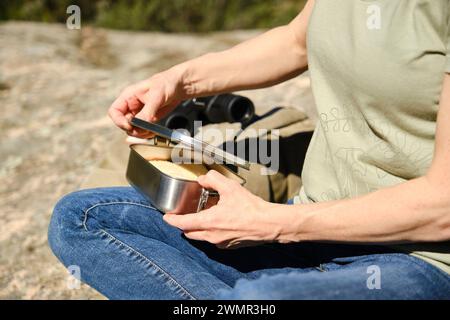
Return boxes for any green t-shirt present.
[295,0,450,274]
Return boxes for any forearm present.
[276,177,450,244]
[166,1,314,98]
[177,25,307,97]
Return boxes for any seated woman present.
[48,0,450,299]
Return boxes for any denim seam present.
[81,201,196,300]
[365,253,450,290]
[97,228,196,300]
[381,254,450,298]
[400,254,450,294]
[82,201,157,231]
[327,253,450,296]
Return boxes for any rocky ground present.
[0,22,315,299]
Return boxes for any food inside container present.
[126,118,249,214]
[148,160,208,181]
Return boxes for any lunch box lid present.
[131,118,250,170]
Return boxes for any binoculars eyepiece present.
[159,93,255,136]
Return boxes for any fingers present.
[183,231,208,242]
[163,212,212,232]
[127,127,155,139]
[135,89,165,122]
[153,99,181,121]
[197,170,240,196]
[108,85,142,132]
[108,97,133,131]
[108,81,168,136]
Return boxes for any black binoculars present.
[158,93,255,136]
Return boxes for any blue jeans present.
[48,187,450,300]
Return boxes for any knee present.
[48,187,158,264]
[48,188,122,262]
[48,190,90,263]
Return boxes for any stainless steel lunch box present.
[126,118,249,214]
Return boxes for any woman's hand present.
[106,1,314,137]
[163,170,291,249]
[108,67,188,138]
[107,2,314,138]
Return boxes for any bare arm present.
[165,75,450,248]
[108,1,315,134]
[179,0,314,97]
[278,74,450,244]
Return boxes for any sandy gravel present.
[0,22,315,299]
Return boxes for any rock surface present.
[0,22,315,299]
